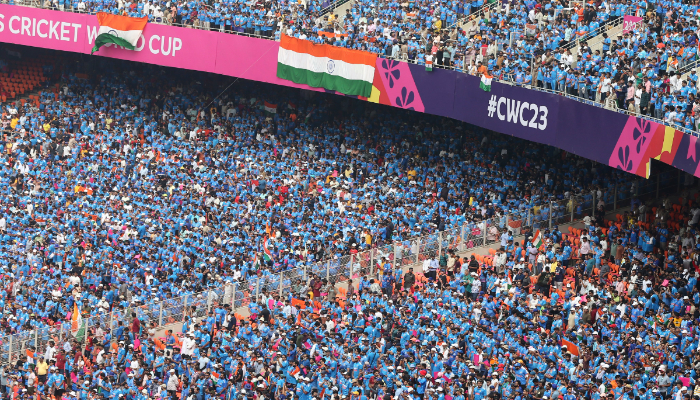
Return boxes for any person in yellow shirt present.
[10,117,18,129]
[35,356,49,385]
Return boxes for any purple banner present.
[0,3,697,179]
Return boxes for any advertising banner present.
[0,4,699,179]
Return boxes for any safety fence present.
[0,175,681,364]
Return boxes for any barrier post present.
[158,302,164,327]
[592,190,597,217]
[110,312,115,340]
[279,274,284,298]
[326,261,331,281]
[505,215,510,233]
[437,231,443,259]
[369,251,374,277]
[482,222,487,245]
[183,295,189,321]
[525,209,530,229]
[393,241,400,265]
[231,284,236,309]
[613,185,618,211]
[255,282,260,301]
[34,329,38,350]
[8,335,12,364]
[460,223,466,251]
[548,200,553,230]
[415,237,421,263]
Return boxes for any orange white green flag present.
[277,34,377,97]
[91,12,148,54]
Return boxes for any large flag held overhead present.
[277,35,377,97]
[71,303,86,342]
[263,237,273,263]
[532,229,543,248]
[91,13,148,54]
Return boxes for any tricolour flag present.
[263,237,273,263]
[532,229,543,248]
[277,34,377,97]
[480,73,493,92]
[263,102,277,114]
[71,303,86,342]
[91,13,148,54]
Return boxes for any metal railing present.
[319,0,351,17]
[450,0,501,29]
[497,72,700,137]
[560,18,624,52]
[0,178,670,365]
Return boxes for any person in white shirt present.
[180,334,196,358]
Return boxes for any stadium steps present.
[563,18,624,62]
[454,1,501,32]
[318,0,354,26]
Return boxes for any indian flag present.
[263,237,273,263]
[71,303,85,342]
[480,73,493,92]
[532,229,543,248]
[91,13,148,54]
[277,35,377,97]
[263,102,277,114]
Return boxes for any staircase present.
[452,0,501,32]
[562,18,624,60]
[318,0,354,26]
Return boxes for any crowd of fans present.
[22,0,700,132]
[0,49,630,341]
[0,48,697,400]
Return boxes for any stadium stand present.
[0,35,698,400]
[15,0,700,135]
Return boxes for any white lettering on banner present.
[21,16,30,36]
[71,23,80,42]
[49,21,59,40]
[506,98,519,123]
[487,94,548,131]
[9,15,19,34]
[623,20,640,32]
[161,36,171,55]
[87,25,97,44]
[0,14,81,41]
[149,34,182,56]
[149,34,160,54]
[172,37,182,56]
[60,21,70,41]
[37,19,47,38]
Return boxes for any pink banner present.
[214,33,323,92]
[0,4,325,92]
[90,21,219,72]
[622,15,643,34]
[0,4,87,53]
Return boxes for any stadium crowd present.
[0,50,697,400]
[0,51,629,339]
[25,0,700,131]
